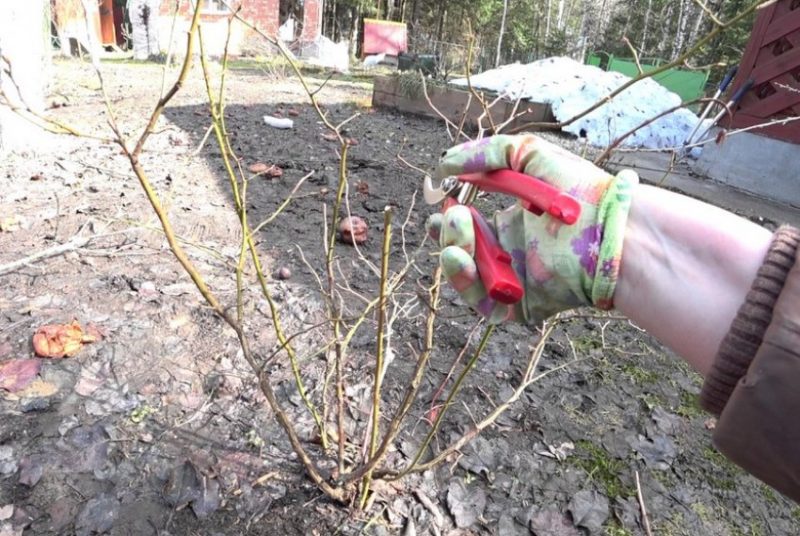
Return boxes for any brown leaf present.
[32,320,97,358]
[0,359,41,393]
[4,379,59,401]
[321,132,338,142]
[345,137,359,146]
[287,108,300,117]
[249,162,270,174]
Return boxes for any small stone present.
[338,216,368,245]
[138,281,158,301]
[20,397,51,413]
[273,267,291,281]
[287,108,300,117]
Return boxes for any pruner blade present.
[423,176,461,205]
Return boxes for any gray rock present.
[568,490,609,534]
[447,479,487,528]
[75,494,119,536]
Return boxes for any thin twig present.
[635,471,654,536]
[393,325,495,480]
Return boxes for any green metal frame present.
[586,52,709,102]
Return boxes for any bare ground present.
[0,59,797,536]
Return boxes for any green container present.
[398,53,437,76]
[585,52,709,102]
[606,57,709,102]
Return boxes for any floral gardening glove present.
[427,134,638,324]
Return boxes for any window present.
[202,0,231,14]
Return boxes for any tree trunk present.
[687,2,706,49]
[545,0,552,40]
[495,0,509,67]
[435,4,447,45]
[557,0,566,30]
[640,0,652,52]
[671,0,690,60]
[657,2,673,56]
[349,8,360,57]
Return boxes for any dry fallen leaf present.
[249,163,283,178]
[321,132,338,142]
[0,359,41,393]
[248,162,270,174]
[32,320,99,358]
[6,379,58,401]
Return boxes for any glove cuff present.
[590,169,639,309]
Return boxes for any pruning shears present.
[424,170,581,305]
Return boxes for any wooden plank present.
[730,111,800,144]
[763,9,800,43]
[371,76,553,132]
[744,88,800,117]
[752,46,800,81]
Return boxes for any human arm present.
[614,184,772,376]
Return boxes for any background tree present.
[320,0,758,86]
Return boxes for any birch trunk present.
[545,0,552,41]
[671,0,690,60]
[640,0,652,51]
[495,0,509,67]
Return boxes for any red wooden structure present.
[727,0,800,144]
[363,19,408,57]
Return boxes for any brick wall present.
[158,0,279,37]
[300,0,322,42]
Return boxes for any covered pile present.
[451,57,700,149]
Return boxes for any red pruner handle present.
[458,170,581,225]
[469,206,524,305]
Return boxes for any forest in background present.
[318,0,758,83]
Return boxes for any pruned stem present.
[358,207,394,504]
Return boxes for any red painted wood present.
[764,10,800,43]
[727,0,800,144]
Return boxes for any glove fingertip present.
[426,213,443,242]
[441,205,475,252]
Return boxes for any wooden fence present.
[727,0,800,144]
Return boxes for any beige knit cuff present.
[700,225,800,416]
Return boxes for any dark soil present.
[1,59,797,536]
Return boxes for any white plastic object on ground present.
[451,57,702,150]
[263,116,294,129]
[363,53,387,68]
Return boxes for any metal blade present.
[423,176,459,205]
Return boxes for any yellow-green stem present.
[358,207,393,508]
[197,28,327,447]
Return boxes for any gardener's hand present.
[427,134,638,324]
